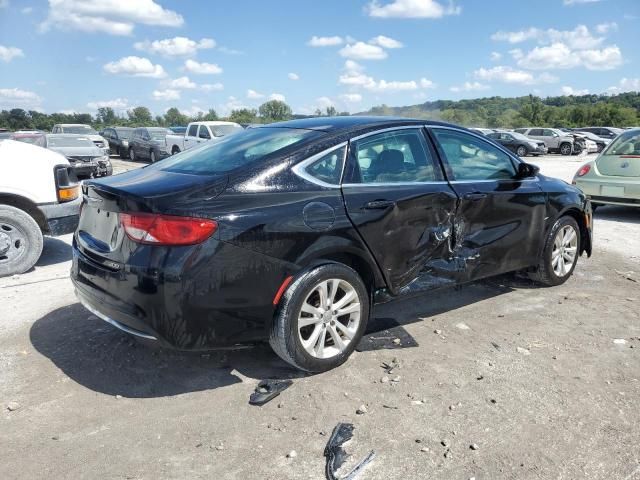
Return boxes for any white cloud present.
[564,0,600,5]
[40,0,183,36]
[338,61,428,92]
[420,77,435,88]
[491,27,540,44]
[474,66,557,85]
[492,25,604,50]
[606,77,640,94]
[183,59,223,75]
[369,35,403,49]
[315,96,335,110]
[450,82,490,92]
[166,76,196,89]
[367,0,461,18]
[288,72,300,80]
[516,43,622,70]
[490,51,502,61]
[103,56,166,78]
[340,93,363,103]
[134,37,215,57]
[369,80,418,92]
[87,98,128,110]
[218,46,244,55]
[308,36,344,47]
[152,89,180,101]
[247,89,264,99]
[596,22,618,34]
[269,93,286,102]
[0,87,42,109]
[0,45,24,62]
[22,6,33,14]
[339,42,387,60]
[201,83,224,91]
[561,86,590,95]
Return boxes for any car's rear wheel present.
[172,146,180,155]
[516,145,528,157]
[150,150,156,163]
[0,206,43,278]
[129,148,136,161]
[560,142,572,156]
[530,216,580,286]
[269,264,369,372]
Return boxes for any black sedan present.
[72,117,592,372]
[487,131,547,157]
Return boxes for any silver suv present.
[514,128,574,155]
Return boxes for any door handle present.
[463,192,488,201]
[363,200,396,209]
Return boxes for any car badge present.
[621,161,630,168]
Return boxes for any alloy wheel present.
[552,225,578,277]
[560,143,572,155]
[297,278,361,359]
[516,146,527,157]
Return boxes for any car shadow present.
[35,236,72,267]
[594,205,640,225]
[30,275,528,398]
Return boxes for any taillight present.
[120,213,217,246]
[576,164,591,177]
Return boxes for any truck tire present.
[0,205,44,277]
[172,146,180,155]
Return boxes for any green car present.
[573,128,640,209]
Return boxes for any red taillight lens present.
[577,164,591,177]
[120,213,217,246]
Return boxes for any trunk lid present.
[596,155,640,177]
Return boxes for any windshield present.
[115,128,133,139]
[210,124,243,137]
[47,136,96,148]
[158,127,323,175]
[147,128,170,140]
[510,132,532,142]
[602,131,640,156]
[62,125,97,135]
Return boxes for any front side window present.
[432,128,517,181]
[303,146,346,185]
[529,129,543,136]
[543,129,556,137]
[188,124,198,137]
[350,129,437,184]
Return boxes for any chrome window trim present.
[291,141,348,189]
[342,181,449,188]
[349,124,425,142]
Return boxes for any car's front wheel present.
[530,216,580,286]
[560,142,572,156]
[516,145,528,157]
[150,150,156,163]
[128,148,136,161]
[269,264,369,372]
[0,205,43,277]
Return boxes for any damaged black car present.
[71,117,592,372]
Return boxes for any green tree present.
[228,108,258,124]
[258,100,292,122]
[127,106,153,125]
[96,107,116,125]
[163,107,189,127]
[325,106,337,117]
[203,108,218,121]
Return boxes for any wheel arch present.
[0,193,48,233]
[557,206,592,257]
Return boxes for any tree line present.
[2,92,638,132]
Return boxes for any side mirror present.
[516,162,540,179]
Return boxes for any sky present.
[0,0,638,117]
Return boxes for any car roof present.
[257,116,458,133]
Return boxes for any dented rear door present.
[429,127,546,281]
[341,127,459,294]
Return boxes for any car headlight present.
[121,140,129,146]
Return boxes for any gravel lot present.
[1,153,639,480]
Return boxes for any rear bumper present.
[38,196,81,236]
[574,176,640,207]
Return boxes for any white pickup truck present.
[0,140,81,277]
[165,121,243,155]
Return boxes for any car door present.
[184,124,198,150]
[429,127,546,281]
[341,127,459,294]
[543,129,560,149]
[198,125,211,144]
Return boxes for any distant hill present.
[354,92,640,128]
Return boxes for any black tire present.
[560,142,572,156]
[516,145,528,157]
[529,216,580,287]
[269,263,369,372]
[0,205,44,278]
[172,146,180,155]
[150,150,156,163]
[118,147,126,159]
[128,148,136,161]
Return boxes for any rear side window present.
[157,127,323,175]
[529,129,543,136]
[350,129,438,184]
[302,146,346,185]
[432,128,517,181]
[198,125,211,139]
[188,124,198,137]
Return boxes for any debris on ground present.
[613,339,628,345]
[491,342,501,351]
[324,423,375,480]
[286,450,297,458]
[516,347,531,355]
[356,405,368,415]
[381,358,400,374]
[249,379,293,406]
[455,322,470,330]
[6,402,20,412]
[470,443,479,450]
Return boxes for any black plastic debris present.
[324,423,375,480]
[249,379,292,406]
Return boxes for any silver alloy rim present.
[561,144,571,155]
[517,147,526,157]
[297,278,361,359]
[552,225,578,277]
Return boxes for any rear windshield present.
[602,131,640,156]
[115,128,133,138]
[158,127,323,175]
[62,126,97,134]
[211,124,242,137]
[47,136,95,148]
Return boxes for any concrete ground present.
[1,153,639,480]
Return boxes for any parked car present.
[166,121,242,155]
[45,134,112,178]
[128,127,172,163]
[72,117,592,372]
[487,130,547,157]
[10,132,45,146]
[51,124,108,152]
[573,128,640,209]
[573,131,611,153]
[101,127,133,158]
[569,133,598,155]
[0,131,13,139]
[578,127,624,140]
[469,127,496,136]
[0,139,80,276]
[514,128,575,155]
